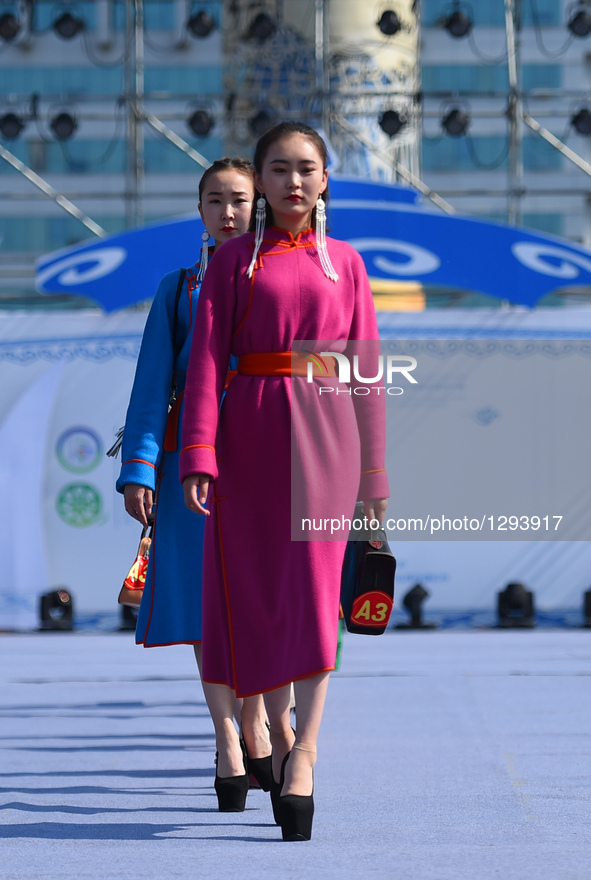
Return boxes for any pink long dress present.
[180,227,390,697]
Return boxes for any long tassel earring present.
[247,196,267,278]
[196,231,210,282]
[315,198,339,282]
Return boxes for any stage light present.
[568,7,591,37]
[0,12,19,41]
[444,10,472,38]
[377,10,401,36]
[53,12,84,39]
[395,584,437,629]
[50,111,77,141]
[187,109,214,136]
[188,10,215,38]
[0,112,24,139]
[249,109,275,138]
[442,108,469,136]
[497,582,535,628]
[119,605,138,631]
[39,588,74,631]
[571,108,591,135]
[584,590,591,627]
[247,12,276,42]
[379,109,406,137]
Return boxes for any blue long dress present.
[117,265,205,646]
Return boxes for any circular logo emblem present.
[56,427,101,473]
[56,484,102,528]
[369,540,382,549]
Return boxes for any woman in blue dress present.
[116,157,272,804]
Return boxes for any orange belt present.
[237,351,337,378]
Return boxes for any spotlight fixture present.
[248,109,275,138]
[0,12,19,41]
[39,588,74,631]
[0,111,25,139]
[497,582,535,628]
[442,108,469,136]
[246,12,276,42]
[187,10,215,38]
[53,12,84,39]
[377,10,401,36]
[379,109,406,137]
[568,6,591,37]
[50,111,77,141]
[443,9,473,38]
[187,109,214,137]
[584,590,591,627]
[395,584,437,630]
[119,604,139,632]
[572,107,591,135]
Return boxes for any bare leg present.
[282,671,330,796]
[241,694,271,759]
[264,685,296,783]
[193,645,243,777]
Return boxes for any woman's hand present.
[124,483,153,528]
[183,473,211,515]
[362,498,388,528]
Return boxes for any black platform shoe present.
[278,745,315,842]
[270,751,291,826]
[214,751,249,812]
[240,736,273,792]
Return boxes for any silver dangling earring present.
[315,197,339,282]
[247,196,267,278]
[196,231,210,282]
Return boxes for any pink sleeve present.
[179,245,237,483]
[347,248,390,501]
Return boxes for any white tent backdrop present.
[0,307,590,630]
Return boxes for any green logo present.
[56,484,102,528]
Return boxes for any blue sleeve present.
[116,270,180,493]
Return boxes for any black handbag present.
[340,502,396,635]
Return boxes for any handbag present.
[340,502,396,635]
[118,524,152,608]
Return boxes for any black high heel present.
[270,750,291,826]
[240,736,273,792]
[214,750,249,812]
[279,744,315,842]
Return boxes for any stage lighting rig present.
[379,109,406,137]
[246,12,276,43]
[442,108,469,136]
[0,111,25,139]
[249,109,275,138]
[0,11,19,41]
[377,10,401,36]
[50,111,78,140]
[188,10,215,38]
[444,9,473,38]
[497,582,535,628]
[395,584,437,629]
[568,4,591,37]
[572,108,591,134]
[187,109,214,137]
[39,588,74,631]
[54,12,84,39]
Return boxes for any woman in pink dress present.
[181,122,389,840]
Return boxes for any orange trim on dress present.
[180,443,215,453]
[123,458,157,468]
[238,351,337,378]
[233,264,257,339]
[361,468,387,475]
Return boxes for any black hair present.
[250,122,330,231]
[198,156,255,203]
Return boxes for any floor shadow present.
[0,769,216,780]
[0,821,277,841]
[1,802,236,816]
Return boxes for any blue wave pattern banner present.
[35,177,591,311]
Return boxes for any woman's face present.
[255,133,328,235]
[199,169,254,247]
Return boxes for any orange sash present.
[237,351,337,378]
